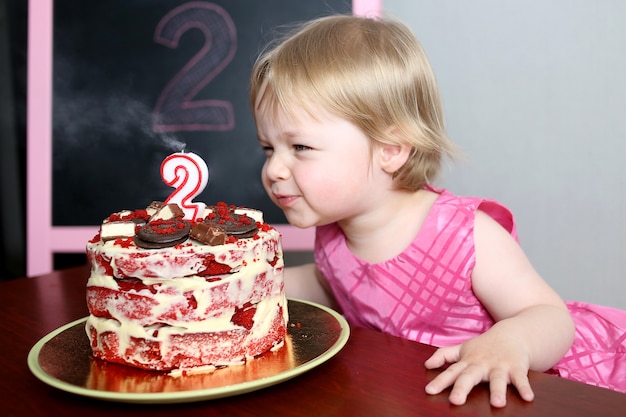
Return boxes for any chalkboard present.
[26,0,380,275]
[51,0,355,226]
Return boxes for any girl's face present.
[255,104,383,229]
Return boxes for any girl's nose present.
[264,152,290,181]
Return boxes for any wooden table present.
[1,265,624,416]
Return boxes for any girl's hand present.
[425,210,573,408]
[423,333,535,408]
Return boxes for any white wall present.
[384,0,626,309]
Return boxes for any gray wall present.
[385,0,626,309]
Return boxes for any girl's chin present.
[282,212,318,229]
[284,218,315,229]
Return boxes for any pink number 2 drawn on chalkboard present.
[152,2,236,132]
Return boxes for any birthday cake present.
[85,201,287,372]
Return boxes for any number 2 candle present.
[160,151,209,221]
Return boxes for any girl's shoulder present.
[426,186,517,238]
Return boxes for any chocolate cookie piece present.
[206,207,258,238]
[100,220,137,242]
[149,203,184,222]
[134,235,189,249]
[146,201,164,217]
[134,218,191,249]
[190,222,227,246]
[100,209,148,241]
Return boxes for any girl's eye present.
[261,146,273,156]
[294,144,311,152]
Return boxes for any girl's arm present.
[283,263,338,309]
[424,210,575,407]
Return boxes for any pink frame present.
[26,0,382,276]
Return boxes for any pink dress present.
[315,188,626,393]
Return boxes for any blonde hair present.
[250,14,456,191]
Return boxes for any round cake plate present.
[27,299,349,404]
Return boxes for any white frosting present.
[85,208,287,371]
[86,266,285,326]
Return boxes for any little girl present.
[249,14,626,407]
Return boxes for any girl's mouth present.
[274,194,299,207]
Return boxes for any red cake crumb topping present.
[117,277,159,295]
[237,215,253,226]
[93,253,114,276]
[196,256,232,276]
[186,293,198,310]
[231,302,256,330]
[108,209,150,223]
[114,237,135,248]
[146,218,186,234]
[268,255,280,267]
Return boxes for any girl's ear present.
[377,128,412,174]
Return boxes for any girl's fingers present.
[425,362,466,395]
[427,363,531,408]
[447,365,486,405]
[510,370,535,402]
[488,369,510,408]
[424,345,462,369]
[424,342,534,408]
